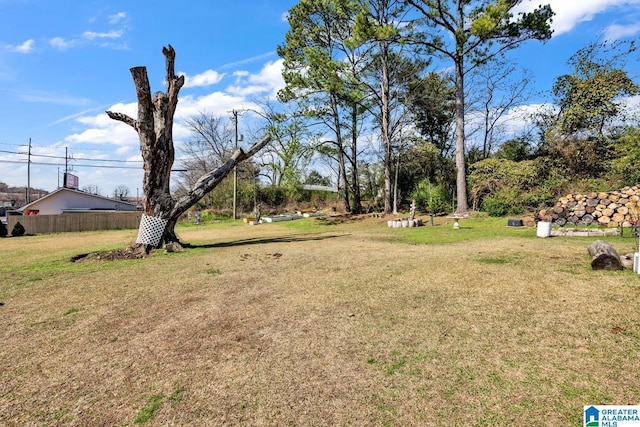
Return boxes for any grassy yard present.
[0,214,638,426]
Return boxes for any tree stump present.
[588,240,622,270]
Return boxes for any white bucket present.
[536,221,551,238]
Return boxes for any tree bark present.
[107,45,270,254]
[588,240,622,271]
[453,4,468,214]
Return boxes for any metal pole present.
[27,138,31,203]
[64,146,68,188]
[232,110,238,220]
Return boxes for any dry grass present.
[0,217,639,426]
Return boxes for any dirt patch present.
[71,246,147,262]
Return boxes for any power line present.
[0,149,143,163]
[0,159,142,169]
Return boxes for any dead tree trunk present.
[588,240,623,271]
[106,45,270,255]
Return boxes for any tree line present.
[263,0,635,217]
[104,1,639,253]
[170,1,639,221]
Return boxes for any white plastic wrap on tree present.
[136,215,168,246]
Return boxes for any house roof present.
[18,187,136,212]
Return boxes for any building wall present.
[23,190,136,215]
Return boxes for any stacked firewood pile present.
[536,186,640,227]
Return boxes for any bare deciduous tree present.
[113,185,130,200]
[107,45,270,255]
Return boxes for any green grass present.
[2,214,639,426]
[133,382,185,424]
[168,382,185,406]
[134,394,164,424]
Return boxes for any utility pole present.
[230,109,245,220]
[232,110,239,220]
[27,138,32,204]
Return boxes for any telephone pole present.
[230,109,245,220]
[232,110,239,219]
[26,138,32,203]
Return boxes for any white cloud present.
[19,89,91,106]
[82,30,123,40]
[66,102,139,148]
[7,39,35,53]
[108,12,127,24]
[514,0,640,37]
[175,91,252,119]
[604,22,640,40]
[49,37,76,50]
[226,59,284,98]
[219,51,277,70]
[182,69,226,88]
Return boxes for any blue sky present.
[1,0,639,195]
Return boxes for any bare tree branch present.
[170,135,271,218]
[105,111,136,128]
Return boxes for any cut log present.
[602,208,615,217]
[612,212,625,223]
[582,214,594,225]
[588,240,622,270]
[586,198,599,207]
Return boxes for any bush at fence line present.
[11,221,25,237]
[0,222,7,238]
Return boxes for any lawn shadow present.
[188,233,350,249]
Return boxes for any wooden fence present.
[6,211,143,235]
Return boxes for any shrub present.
[258,186,287,209]
[411,180,451,214]
[483,196,511,217]
[12,221,25,237]
[0,222,7,238]
[483,190,525,217]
